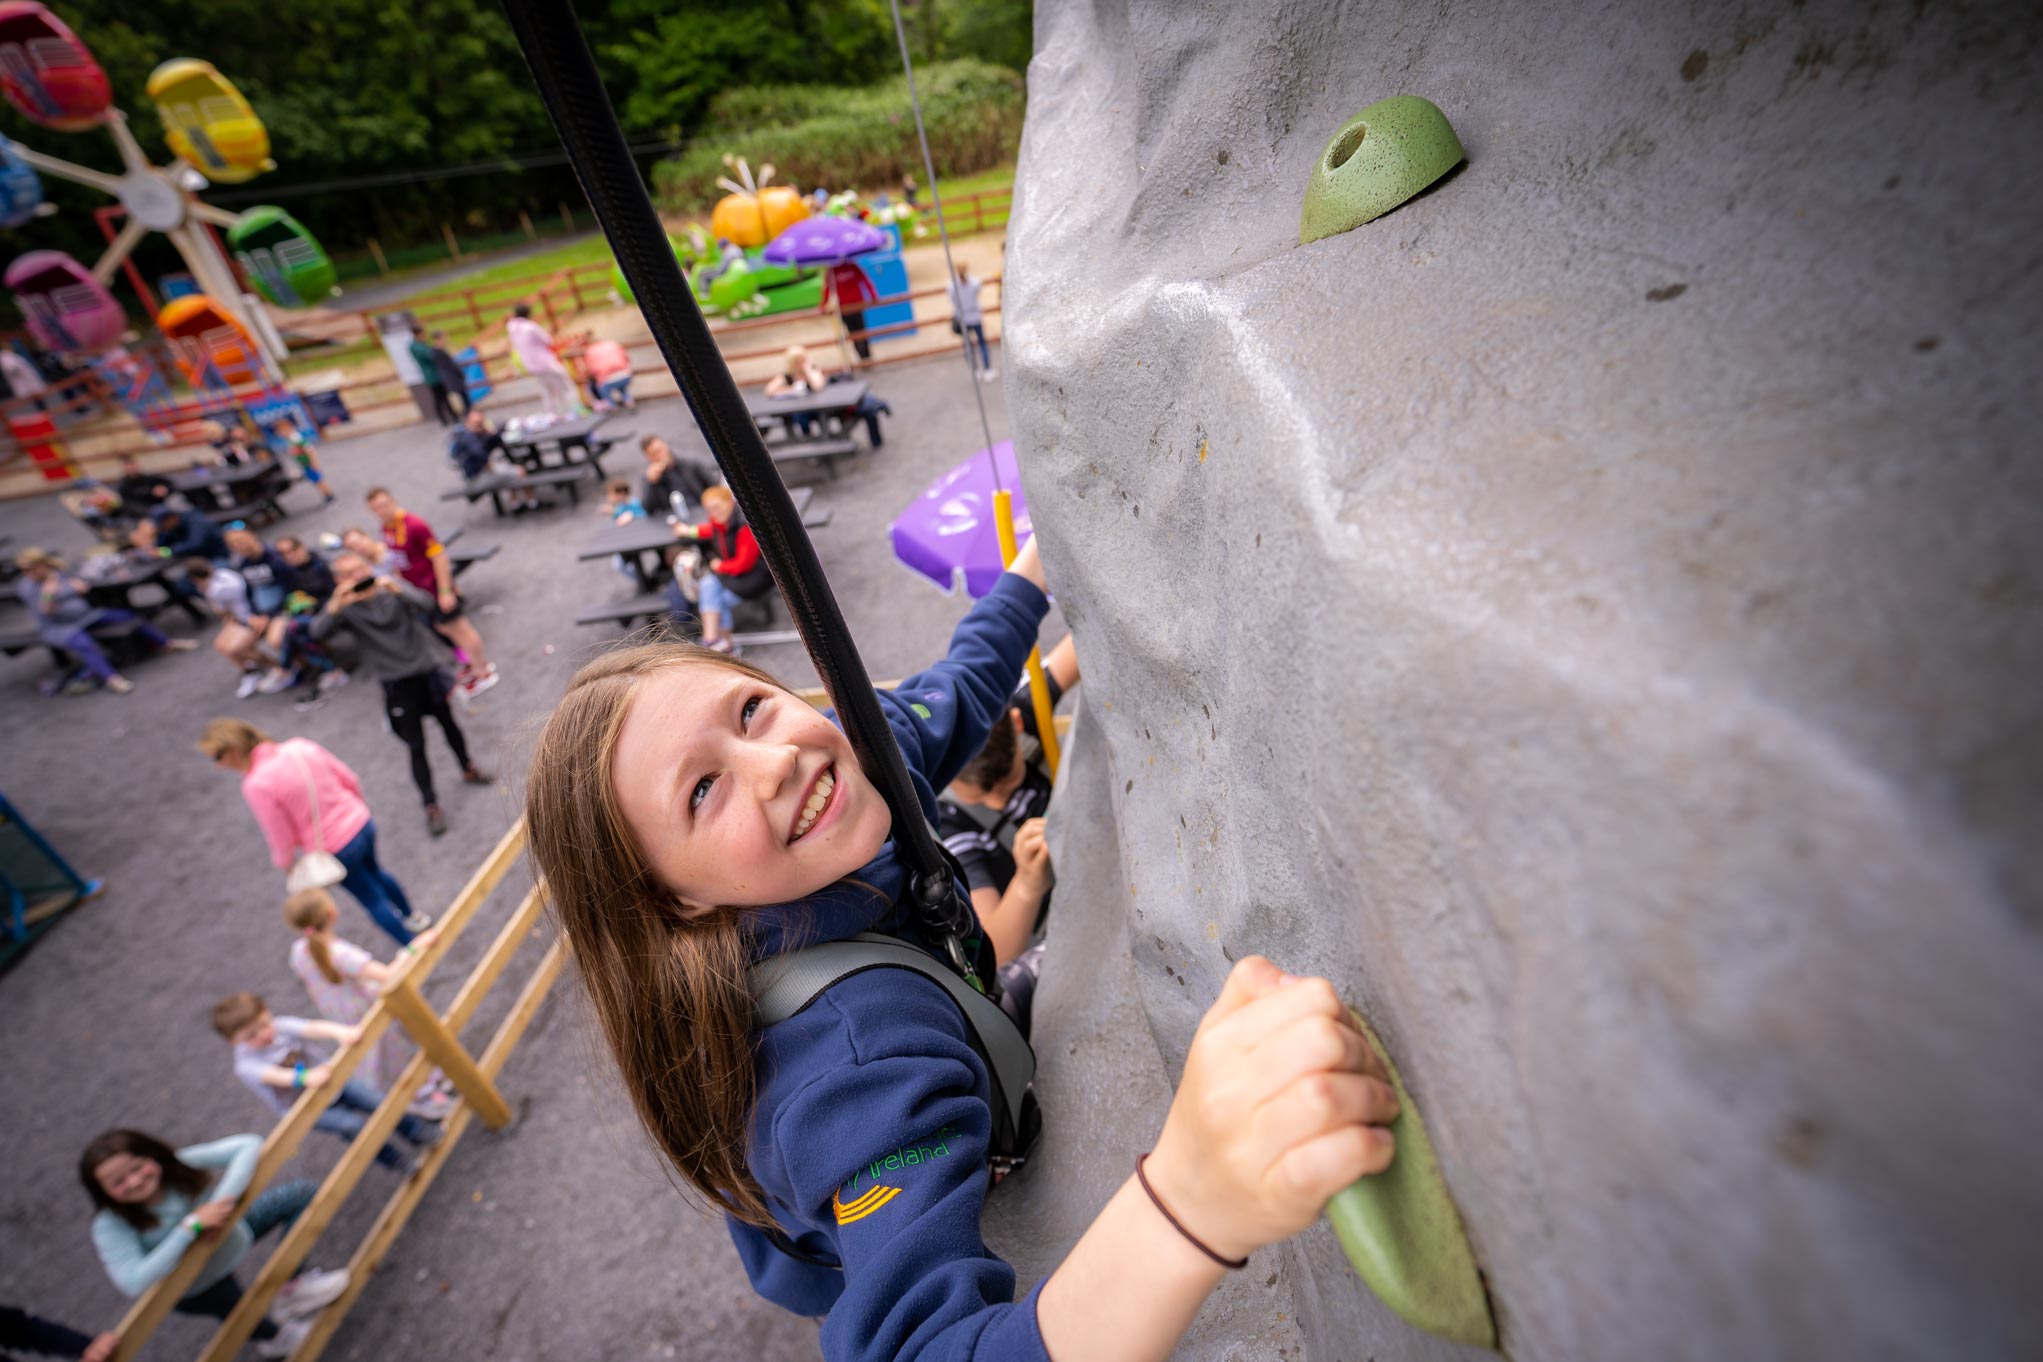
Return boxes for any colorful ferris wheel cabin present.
[157,294,260,387]
[0,2,111,131]
[0,134,43,228]
[147,58,272,183]
[5,250,123,353]
[228,206,336,307]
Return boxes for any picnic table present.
[576,487,819,596]
[73,554,207,626]
[170,457,293,523]
[745,381,869,438]
[500,411,629,475]
[439,465,590,517]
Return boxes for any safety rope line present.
[885,0,1001,478]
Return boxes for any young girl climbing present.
[524,537,1398,1362]
[282,888,454,1118]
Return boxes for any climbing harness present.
[500,0,986,990]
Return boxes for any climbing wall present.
[985,1,2043,1358]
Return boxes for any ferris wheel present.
[0,0,335,389]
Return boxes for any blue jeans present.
[174,1179,318,1340]
[57,609,169,682]
[963,322,990,370]
[597,375,632,405]
[698,573,742,620]
[335,821,416,946]
[313,1077,439,1169]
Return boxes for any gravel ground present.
[0,350,1050,1361]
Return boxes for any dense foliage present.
[652,60,1023,210]
[0,0,1030,274]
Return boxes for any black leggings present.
[383,671,471,806]
[178,1275,279,1342]
[427,384,460,425]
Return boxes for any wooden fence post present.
[559,201,575,234]
[380,977,514,1129]
[367,237,389,275]
[519,209,537,241]
[465,290,483,330]
[441,221,462,262]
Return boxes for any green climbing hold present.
[1299,95,1465,244]
[1324,1009,1496,1349]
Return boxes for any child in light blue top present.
[81,1128,350,1354]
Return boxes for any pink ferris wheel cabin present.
[5,249,124,353]
[0,1,110,131]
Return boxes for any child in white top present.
[283,888,453,1118]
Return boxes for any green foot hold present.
[1324,1009,1497,1349]
[1300,95,1465,243]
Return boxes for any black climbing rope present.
[497,0,981,971]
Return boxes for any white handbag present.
[285,748,349,894]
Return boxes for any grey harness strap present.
[750,932,1035,1134]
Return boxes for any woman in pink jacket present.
[198,719,427,945]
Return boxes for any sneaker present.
[255,1317,314,1359]
[271,1267,350,1322]
[704,637,735,654]
[407,1088,456,1120]
[980,367,1000,381]
[164,638,199,652]
[292,693,327,714]
[235,670,262,700]
[410,1118,446,1151]
[257,667,295,694]
[462,766,495,786]
[462,667,501,699]
[316,668,350,694]
[425,805,448,837]
[105,675,135,694]
[403,912,434,933]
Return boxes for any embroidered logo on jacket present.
[832,1184,902,1225]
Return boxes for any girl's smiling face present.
[611,664,892,910]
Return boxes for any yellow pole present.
[993,488,1060,777]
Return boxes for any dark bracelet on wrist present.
[1135,1152,1249,1269]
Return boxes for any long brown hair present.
[80,1130,212,1230]
[284,888,343,984]
[525,641,795,1227]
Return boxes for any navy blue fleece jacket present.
[733,571,1053,1362]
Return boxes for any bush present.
[652,60,1023,212]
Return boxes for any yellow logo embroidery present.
[833,1184,902,1225]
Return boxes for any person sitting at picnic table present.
[365,488,499,699]
[275,536,335,606]
[114,455,174,515]
[226,526,340,698]
[948,262,996,380]
[185,557,295,699]
[764,345,832,436]
[823,260,879,361]
[152,504,228,562]
[339,527,395,578]
[448,409,538,514]
[639,434,717,520]
[408,332,461,427]
[581,335,636,411]
[505,303,577,419]
[213,421,266,468]
[670,485,771,654]
[13,548,193,695]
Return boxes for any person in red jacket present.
[825,262,878,360]
[672,486,771,652]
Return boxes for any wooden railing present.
[107,822,557,1362]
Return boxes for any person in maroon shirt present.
[825,261,878,361]
[671,486,771,653]
[363,487,498,699]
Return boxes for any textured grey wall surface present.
[988,1,2043,1358]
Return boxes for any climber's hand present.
[1011,818,1051,893]
[1145,957,1396,1262]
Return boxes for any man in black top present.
[639,434,717,519]
[114,455,173,515]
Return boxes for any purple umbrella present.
[890,441,1031,597]
[762,215,887,266]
